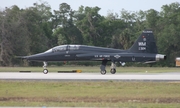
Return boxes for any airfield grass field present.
[0,81,180,107]
[0,66,180,107]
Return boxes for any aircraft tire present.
[101,70,106,75]
[43,69,48,74]
[110,69,116,74]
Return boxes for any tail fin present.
[129,30,158,53]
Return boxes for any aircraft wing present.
[76,53,166,62]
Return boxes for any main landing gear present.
[110,62,116,74]
[100,60,107,75]
[43,61,48,74]
[100,61,116,75]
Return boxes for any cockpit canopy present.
[45,45,80,53]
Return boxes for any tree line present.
[0,1,180,67]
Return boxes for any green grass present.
[0,66,180,107]
[0,81,180,107]
[0,66,180,73]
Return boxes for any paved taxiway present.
[0,72,180,81]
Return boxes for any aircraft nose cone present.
[26,53,46,61]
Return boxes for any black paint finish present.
[19,30,166,74]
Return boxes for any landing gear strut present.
[100,60,117,75]
[43,61,48,74]
[110,62,116,74]
[100,60,108,75]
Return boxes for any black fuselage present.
[20,30,166,75]
[25,45,158,63]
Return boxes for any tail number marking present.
[138,42,146,50]
[139,47,146,50]
[138,42,146,46]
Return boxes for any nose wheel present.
[43,61,48,74]
[43,69,48,74]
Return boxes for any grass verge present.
[0,81,180,107]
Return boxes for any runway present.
[0,72,180,81]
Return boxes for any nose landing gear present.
[43,61,48,74]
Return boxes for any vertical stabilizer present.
[129,30,158,53]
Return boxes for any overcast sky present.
[0,0,179,16]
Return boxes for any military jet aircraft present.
[20,30,166,75]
